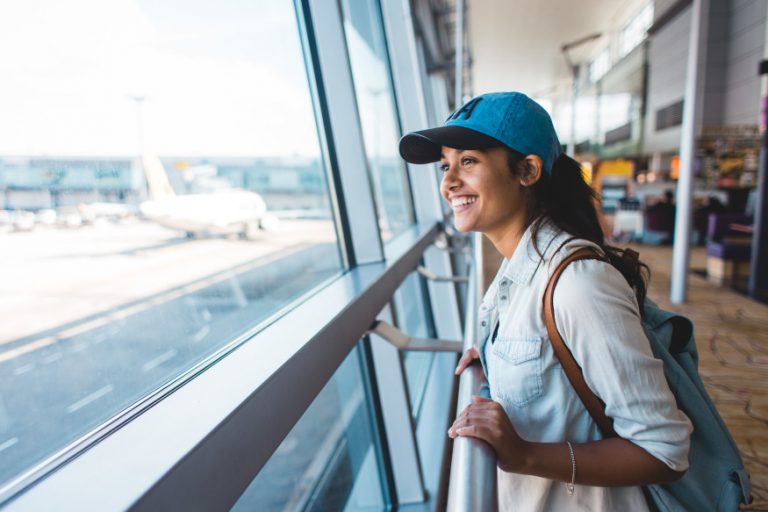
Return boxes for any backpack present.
[543,248,751,511]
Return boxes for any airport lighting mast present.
[128,95,148,199]
[128,95,147,159]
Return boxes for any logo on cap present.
[447,97,482,122]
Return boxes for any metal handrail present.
[446,232,498,511]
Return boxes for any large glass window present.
[588,49,611,83]
[233,344,387,511]
[619,2,654,58]
[340,0,415,241]
[0,0,341,489]
[393,272,436,419]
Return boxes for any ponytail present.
[511,151,650,309]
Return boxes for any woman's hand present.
[454,346,480,375]
[448,395,530,473]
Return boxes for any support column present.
[748,5,768,301]
[454,0,465,109]
[671,0,709,304]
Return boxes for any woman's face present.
[439,146,527,236]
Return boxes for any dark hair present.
[507,149,650,309]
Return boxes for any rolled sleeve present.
[552,259,692,471]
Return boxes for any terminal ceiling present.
[467,0,650,100]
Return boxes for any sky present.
[0,0,322,158]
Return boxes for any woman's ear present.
[519,155,543,187]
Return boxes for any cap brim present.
[399,126,503,164]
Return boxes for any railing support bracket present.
[367,320,463,352]
[417,266,469,283]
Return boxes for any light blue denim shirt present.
[478,220,692,511]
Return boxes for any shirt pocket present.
[488,336,543,407]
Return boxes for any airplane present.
[139,155,270,239]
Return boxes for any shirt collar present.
[501,220,563,286]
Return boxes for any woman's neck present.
[486,217,528,259]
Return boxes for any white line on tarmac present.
[66,385,114,414]
[13,364,35,376]
[141,350,177,372]
[192,325,210,343]
[71,342,88,353]
[91,333,108,345]
[41,353,62,364]
[0,437,19,453]
[0,337,57,364]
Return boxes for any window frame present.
[2,223,441,511]
[0,0,465,509]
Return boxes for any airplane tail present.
[143,155,175,200]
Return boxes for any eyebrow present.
[439,149,475,159]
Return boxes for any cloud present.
[0,0,320,157]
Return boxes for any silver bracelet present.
[566,441,576,495]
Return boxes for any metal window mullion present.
[307,0,431,504]
[368,305,426,504]
[380,0,463,342]
[305,0,384,265]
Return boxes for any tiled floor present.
[631,243,768,510]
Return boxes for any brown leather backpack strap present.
[543,248,618,439]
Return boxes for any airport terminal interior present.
[1,0,767,510]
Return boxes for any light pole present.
[128,95,147,160]
[128,95,147,199]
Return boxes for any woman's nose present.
[441,166,460,195]
[443,164,460,184]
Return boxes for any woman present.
[399,92,691,511]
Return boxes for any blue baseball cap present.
[399,92,562,174]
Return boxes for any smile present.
[451,196,477,208]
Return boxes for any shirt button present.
[481,321,487,326]
[500,279,508,287]
[500,295,507,300]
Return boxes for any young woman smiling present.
[399,92,691,511]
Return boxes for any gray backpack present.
[544,248,751,511]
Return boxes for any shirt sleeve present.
[552,258,692,471]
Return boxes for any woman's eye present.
[461,158,474,166]
[439,163,450,172]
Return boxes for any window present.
[232,344,388,511]
[0,0,342,490]
[588,49,611,83]
[619,2,654,58]
[393,272,436,419]
[340,0,415,241]
[600,93,634,138]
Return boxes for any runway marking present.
[0,437,18,453]
[41,353,62,364]
[192,325,210,343]
[0,337,57,364]
[91,333,108,344]
[71,342,88,353]
[141,350,177,372]
[13,364,35,376]
[66,385,114,414]
[1,242,311,363]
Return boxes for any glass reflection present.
[393,272,436,418]
[232,345,386,511]
[0,0,341,489]
[340,0,415,241]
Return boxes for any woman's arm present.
[449,396,684,486]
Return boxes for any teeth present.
[451,196,477,207]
